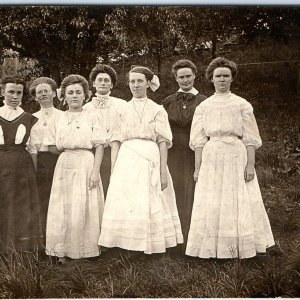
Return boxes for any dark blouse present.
[162,92,207,128]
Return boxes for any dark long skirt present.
[100,146,111,198]
[0,147,43,253]
[37,152,58,243]
[167,127,195,254]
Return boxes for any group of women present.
[0,57,275,263]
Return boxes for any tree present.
[0,6,113,83]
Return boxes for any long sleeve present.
[241,102,262,149]
[155,107,172,149]
[189,104,208,150]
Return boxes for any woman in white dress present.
[83,64,127,196]
[98,66,183,254]
[45,75,106,263]
[186,57,274,259]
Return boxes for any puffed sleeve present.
[189,104,208,150]
[89,112,107,147]
[241,101,262,149]
[155,107,172,149]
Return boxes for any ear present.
[92,81,96,88]
[110,83,113,90]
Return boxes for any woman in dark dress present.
[162,60,206,253]
[0,76,42,253]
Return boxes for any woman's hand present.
[48,145,62,156]
[193,168,200,181]
[161,171,168,191]
[89,170,100,190]
[244,163,255,182]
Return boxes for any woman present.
[83,64,126,196]
[186,57,274,259]
[0,76,42,253]
[45,75,106,263]
[98,66,183,254]
[29,77,63,241]
[162,59,206,252]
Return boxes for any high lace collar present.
[211,91,233,102]
[132,97,147,102]
[92,92,112,109]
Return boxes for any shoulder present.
[53,107,64,115]
[162,92,177,105]
[82,102,93,110]
[230,94,253,110]
[32,110,40,117]
[195,93,207,102]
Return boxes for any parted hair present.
[172,59,197,76]
[60,74,90,100]
[89,64,117,86]
[129,65,154,82]
[1,76,26,91]
[205,57,238,80]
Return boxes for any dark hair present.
[89,64,117,86]
[172,59,197,76]
[60,74,90,100]
[129,65,154,82]
[1,76,26,91]
[29,77,57,97]
[205,57,237,80]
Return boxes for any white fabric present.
[112,98,173,149]
[0,104,24,121]
[48,110,106,150]
[15,124,26,144]
[0,126,3,144]
[45,110,106,259]
[186,93,274,259]
[177,87,199,95]
[83,95,127,145]
[98,139,183,254]
[149,75,160,92]
[46,149,104,259]
[29,107,63,154]
[98,98,183,253]
[189,92,262,150]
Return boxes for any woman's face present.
[65,83,85,110]
[2,83,23,108]
[211,67,233,94]
[93,72,113,95]
[175,67,195,92]
[35,83,55,107]
[129,72,149,99]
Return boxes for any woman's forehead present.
[129,72,146,80]
[4,83,24,91]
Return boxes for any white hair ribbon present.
[149,75,160,92]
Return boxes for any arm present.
[89,144,104,189]
[110,141,121,174]
[48,145,62,156]
[193,147,203,181]
[158,141,168,191]
[244,145,255,182]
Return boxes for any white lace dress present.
[98,98,183,254]
[186,92,274,259]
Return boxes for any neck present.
[68,107,83,113]
[96,91,110,97]
[41,103,53,109]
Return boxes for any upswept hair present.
[129,65,154,82]
[205,57,237,80]
[172,59,197,76]
[29,77,57,97]
[60,74,90,100]
[89,64,117,86]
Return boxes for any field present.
[0,44,299,298]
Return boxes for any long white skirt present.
[186,138,275,259]
[46,149,104,259]
[98,139,183,254]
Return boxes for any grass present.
[1,44,300,298]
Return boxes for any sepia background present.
[0,5,299,298]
